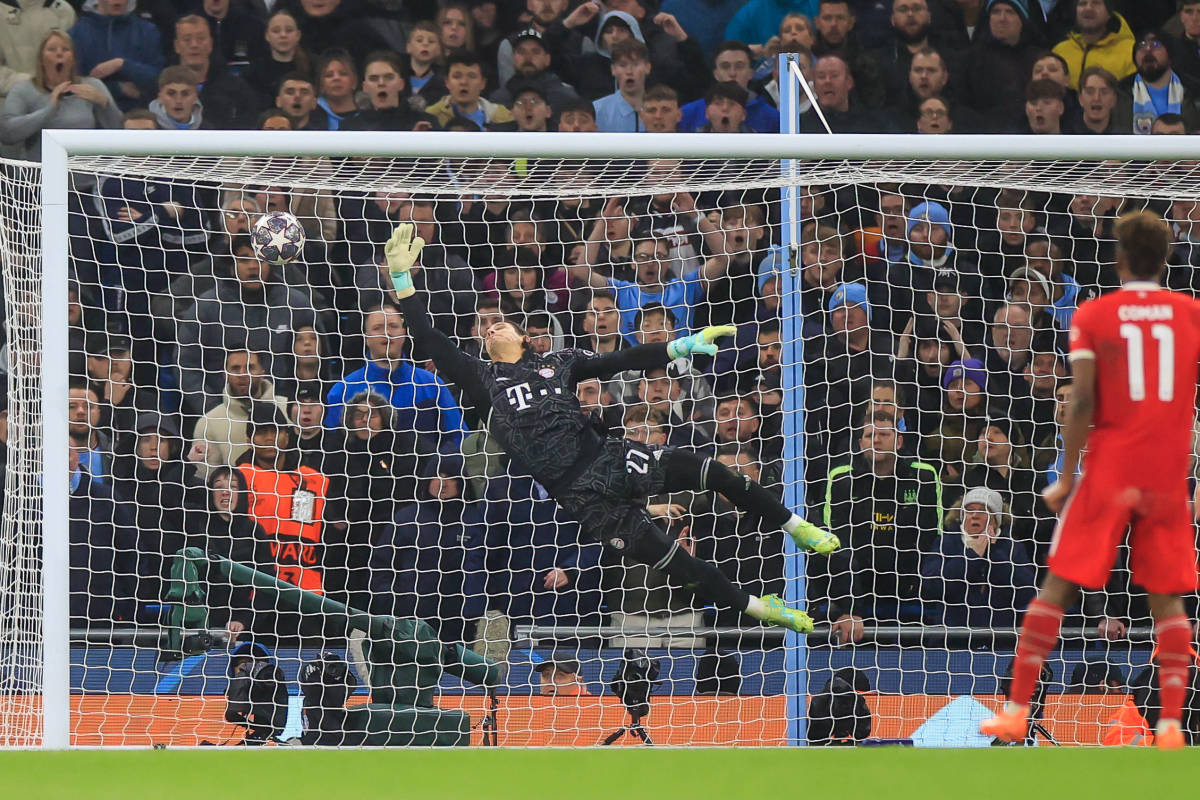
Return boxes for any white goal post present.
[23,128,1200,749]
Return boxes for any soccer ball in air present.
[251,210,306,265]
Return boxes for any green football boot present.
[788,520,840,555]
[760,594,814,634]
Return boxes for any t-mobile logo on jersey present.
[505,382,534,410]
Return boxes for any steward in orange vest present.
[237,405,331,597]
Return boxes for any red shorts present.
[1048,474,1199,595]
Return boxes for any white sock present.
[744,595,768,620]
[782,514,805,534]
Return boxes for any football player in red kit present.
[982,211,1200,750]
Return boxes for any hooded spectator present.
[112,412,204,607]
[562,5,708,102]
[369,452,488,645]
[594,38,653,131]
[332,391,428,609]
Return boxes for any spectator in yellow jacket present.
[1051,0,1135,90]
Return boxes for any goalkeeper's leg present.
[659,448,839,554]
[617,510,813,634]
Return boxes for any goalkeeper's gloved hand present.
[666,325,737,360]
[384,223,425,299]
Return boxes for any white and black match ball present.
[251,210,306,265]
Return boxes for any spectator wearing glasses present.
[916,95,953,133]
[1112,31,1200,134]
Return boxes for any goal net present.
[6,132,1200,748]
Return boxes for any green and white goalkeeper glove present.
[385,222,425,299]
[667,325,737,360]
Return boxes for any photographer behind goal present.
[385,223,838,634]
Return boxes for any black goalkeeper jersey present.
[398,295,673,489]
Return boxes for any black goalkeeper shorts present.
[555,438,675,563]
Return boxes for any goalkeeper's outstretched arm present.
[387,224,491,411]
[573,326,738,381]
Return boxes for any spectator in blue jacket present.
[69,0,164,111]
[368,452,487,645]
[679,41,781,132]
[566,228,730,343]
[325,304,466,446]
[920,485,1037,628]
[725,0,819,49]
[483,471,603,630]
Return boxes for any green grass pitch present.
[2,748,1197,800]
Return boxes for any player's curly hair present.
[1115,210,1170,279]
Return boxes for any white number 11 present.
[1120,322,1174,402]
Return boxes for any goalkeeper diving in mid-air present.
[386,224,838,633]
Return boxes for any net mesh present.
[3,149,1199,747]
[0,162,44,747]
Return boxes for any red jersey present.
[1068,282,1200,487]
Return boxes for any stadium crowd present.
[0,0,1198,660]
